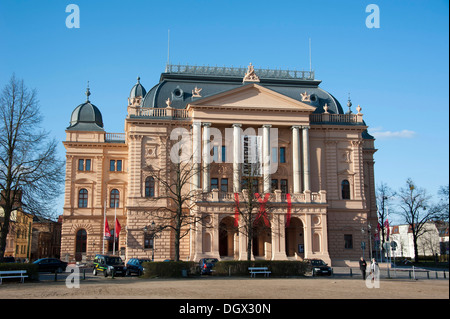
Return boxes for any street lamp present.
[143,221,158,261]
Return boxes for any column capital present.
[301,125,310,130]
[202,122,211,127]
[291,125,301,130]
[262,124,272,128]
[232,123,242,128]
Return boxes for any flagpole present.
[113,200,117,255]
[103,200,106,254]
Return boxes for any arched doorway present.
[252,219,271,259]
[75,229,87,262]
[285,217,304,259]
[219,217,237,258]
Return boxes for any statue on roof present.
[243,63,260,82]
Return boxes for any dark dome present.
[130,77,146,99]
[67,87,104,131]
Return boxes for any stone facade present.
[60,64,378,266]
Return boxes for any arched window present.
[78,189,88,208]
[145,177,155,197]
[110,189,120,208]
[341,180,350,200]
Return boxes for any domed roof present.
[130,77,146,99]
[67,87,104,131]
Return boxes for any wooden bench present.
[0,270,28,284]
[248,267,271,278]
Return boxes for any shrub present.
[141,261,198,278]
[0,263,39,281]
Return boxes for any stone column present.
[232,124,242,193]
[291,125,301,193]
[302,126,311,191]
[192,121,202,190]
[262,124,271,194]
[202,123,211,192]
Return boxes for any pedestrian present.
[370,258,378,282]
[359,257,367,280]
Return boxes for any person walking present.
[359,257,367,280]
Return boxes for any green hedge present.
[141,260,310,278]
[0,263,39,281]
[141,261,198,278]
[212,260,311,277]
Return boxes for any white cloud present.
[371,128,416,139]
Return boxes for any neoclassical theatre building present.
[61,63,378,265]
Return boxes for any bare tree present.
[396,178,439,263]
[234,151,273,261]
[376,182,395,256]
[142,134,209,262]
[0,75,64,261]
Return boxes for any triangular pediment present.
[188,83,316,112]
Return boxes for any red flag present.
[374,222,381,241]
[104,218,111,238]
[384,219,390,241]
[286,193,292,227]
[115,218,121,238]
[234,193,240,227]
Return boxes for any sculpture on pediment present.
[300,91,311,102]
[192,86,202,98]
[243,63,260,82]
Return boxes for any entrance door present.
[75,229,87,261]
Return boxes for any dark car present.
[199,258,218,275]
[306,259,333,276]
[2,256,16,263]
[33,258,68,273]
[126,258,151,276]
[93,254,126,277]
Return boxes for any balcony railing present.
[129,107,190,119]
[165,64,315,81]
[310,113,363,124]
[105,133,125,143]
[196,190,327,204]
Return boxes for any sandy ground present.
[0,276,448,299]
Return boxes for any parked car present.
[126,258,151,276]
[306,259,333,276]
[93,254,126,277]
[199,258,218,275]
[2,256,16,263]
[33,258,68,273]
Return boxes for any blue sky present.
[0,0,448,222]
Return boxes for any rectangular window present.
[85,159,91,171]
[144,235,153,249]
[212,146,219,163]
[117,160,122,172]
[243,135,262,176]
[280,147,286,163]
[110,160,116,171]
[280,179,288,194]
[344,234,353,249]
[221,178,228,193]
[272,147,278,164]
[211,178,219,190]
[271,179,278,192]
[78,159,84,171]
[221,145,226,163]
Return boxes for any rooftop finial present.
[85,81,91,102]
[347,92,352,113]
[137,76,141,83]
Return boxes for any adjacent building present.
[60,63,378,265]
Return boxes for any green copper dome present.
[67,86,104,131]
